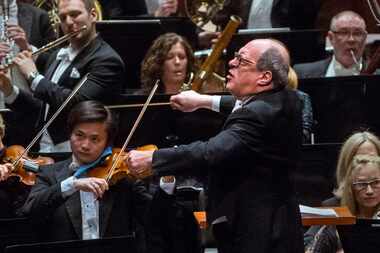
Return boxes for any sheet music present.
[299,205,338,217]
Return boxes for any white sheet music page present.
[299,205,338,217]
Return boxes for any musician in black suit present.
[293,11,367,78]
[19,100,175,246]
[0,0,125,151]
[127,39,304,253]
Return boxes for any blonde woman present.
[305,155,380,252]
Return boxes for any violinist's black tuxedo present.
[21,158,162,242]
[152,87,304,253]
[213,0,320,29]
[8,35,125,145]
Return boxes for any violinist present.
[127,39,304,253]
[21,100,176,249]
[0,0,125,151]
[294,11,368,78]
[0,113,31,218]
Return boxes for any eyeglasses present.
[352,178,380,191]
[331,29,367,40]
[233,52,255,67]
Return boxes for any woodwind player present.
[0,0,125,152]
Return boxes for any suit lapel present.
[45,58,61,80]
[55,159,83,239]
[99,188,115,237]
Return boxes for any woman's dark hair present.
[140,33,194,93]
[67,100,118,145]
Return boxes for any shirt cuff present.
[159,177,176,195]
[31,74,44,91]
[211,95,221,112]
[4,85,19,104]
[61,176,77,197]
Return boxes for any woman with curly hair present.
[140,33,194,94]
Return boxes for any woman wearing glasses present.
[305,131,380,252]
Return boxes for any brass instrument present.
[179,0,225,31]
[188,15,241,92]
[1,25,87,68]
[33,0,103,37]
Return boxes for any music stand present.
[5,235,136,253]
[337,219,380,253]
[96,18,197,89]
[0,218,34,253]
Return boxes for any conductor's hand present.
[73,177,109,199]
[170,90,213,112]
[127,150,154,179]
[0,67,13,97]
[13,50,37,80]
[0,163,13,181]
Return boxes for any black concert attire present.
[151,87,304,253]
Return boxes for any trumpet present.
[1,25,87,68]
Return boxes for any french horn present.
[179,0,225,31]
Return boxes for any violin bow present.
[105,80,160,182]
[12,73,90,167]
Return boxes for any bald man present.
[294,11,368,78]
[127,39,304,253]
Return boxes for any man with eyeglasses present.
[294,10,368,78]
[126,38,304,253]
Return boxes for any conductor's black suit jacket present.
[152,87,304,253]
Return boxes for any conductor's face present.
[70,122,108,165]
[226,40,274,100]
[58,0,97,47]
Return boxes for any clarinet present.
[0,0,16,66]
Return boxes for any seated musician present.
[294,11,368,78]
[305,155,380,252]
[0,113,24,218]
[0,0,125,151]
[304,131,380,248]
[0,1,55,145]
[18,100,176,247]
[140,32,194,94]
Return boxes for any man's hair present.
[58,0,95,11]
[67,100,118,145]
[256,47,289,88]
[330,10,366,31]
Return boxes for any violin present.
[87,145,157,185]
[2,145,54,185]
